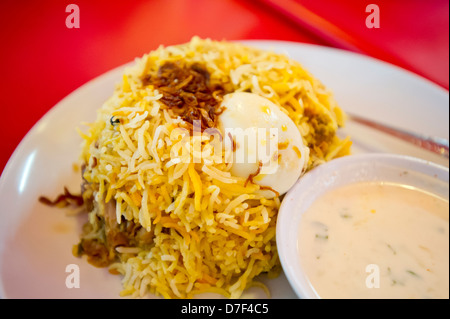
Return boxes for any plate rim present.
[239,39,449,95]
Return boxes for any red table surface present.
[0,0,448,175]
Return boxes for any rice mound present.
[75,37,352,298]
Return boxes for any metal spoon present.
[346,113,449,159]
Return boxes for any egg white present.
[218,92,309,197]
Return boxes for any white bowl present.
[276,153,449,299]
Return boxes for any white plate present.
[0,40,448,299]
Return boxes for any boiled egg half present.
[218,92,309,197]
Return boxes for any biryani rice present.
[76,37,351,299]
